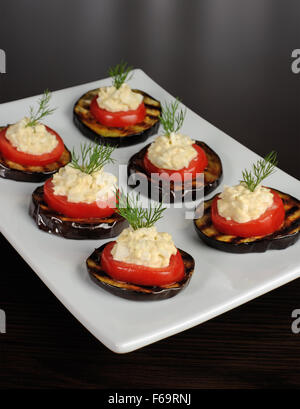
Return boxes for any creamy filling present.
[6,117,58,155]
[217,183,274,223]
[147,132,197,170]
[51,164,117,204]
[97,83,143,112]
[111,226,177,268]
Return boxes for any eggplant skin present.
[73,89,161,147]
[194,189,300,253]
[127,141,223,203]
[30,186,128,240]
[86,243,195,301]
[0,126,71,183]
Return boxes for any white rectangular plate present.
[1,69,299,353]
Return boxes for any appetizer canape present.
[194,152,300,253]
[30,143,128,239]
[127,99,222,202]
[0,90,71,182]
[86,191,195,300]
[73,61,161,147]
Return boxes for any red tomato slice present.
[43,178,116,218]
[143,144,208,182]
[90,96,146,127]
[211,189,285,237]
[0,126,64,166]
[101,241,185,286]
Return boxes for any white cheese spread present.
[217,183,274,223]
[147,132,197,170]
[6,117,58,155]
[51,164,117,204]
[97,83,143,112]
[111,226,177,268]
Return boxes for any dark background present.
[1,0,300,389]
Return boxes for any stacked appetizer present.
[30,143,127,239]
[86,191,195,300]
[127,99,223,202]
[194,152,300,253]
[0,90,71,182]
[74,62,161,147]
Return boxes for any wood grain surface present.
[0,0,300,389]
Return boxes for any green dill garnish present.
[26,89,56,128]
[108,60,133,89]
[241,151,278,192]
[159,98,187,136]
[115,189,166,230]
[70,142,115,174]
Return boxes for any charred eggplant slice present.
[87,243,195,301]
[0,126,71,183]
[194,189,300,253]
[30,186,128,240]
[73,89,161,147]
[127,141,223,203]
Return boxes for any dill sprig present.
[70,142,115,174]
[26,89,56,128]
[241,151,278,192]
[108,60,133,89]
[115,189,166,230]
[159,98,187,136]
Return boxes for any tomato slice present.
[90,96,146,127]
[211,189,285,237]
[43,178,116,218]
[143,144,208,182]
[0,126,65,166]
[101,241,185,286]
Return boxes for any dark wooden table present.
[1,0,300,389]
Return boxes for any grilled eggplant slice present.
[87,243,195,301]
[73,89,161,147]
[194,189,300,253]
[0,126,71,183]
[30,186,128,240]
[127,141,223,203]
